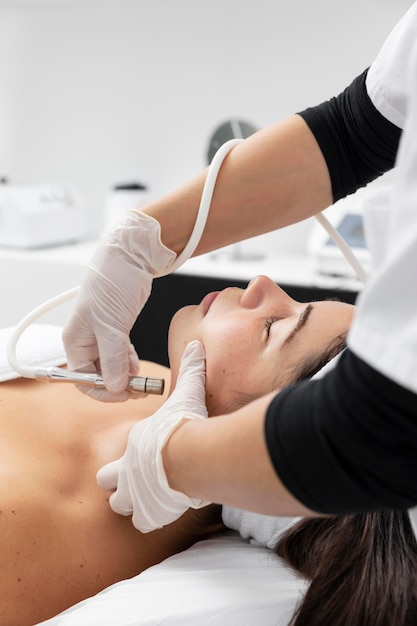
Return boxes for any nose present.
[240,275,292,310]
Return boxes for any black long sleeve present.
[265,350,417,514]
[297,70,402,202]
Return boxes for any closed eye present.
[264,304,313,343]
[264,317,279,339]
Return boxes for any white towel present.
[222,506,301,550]
[0,324,66,382]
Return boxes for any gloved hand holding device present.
[62,211,176,402]
[62,140,241,402]
[96,340,211,533]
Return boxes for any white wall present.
[0,0,414,251]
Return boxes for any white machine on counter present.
[0,182,89,249]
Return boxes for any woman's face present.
[168,275,355,415]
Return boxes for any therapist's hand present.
[96,340,211,532]
[62,211,176,402]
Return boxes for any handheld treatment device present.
[7,139,367,392]
[34,368,164,395]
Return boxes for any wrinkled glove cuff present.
[156,414,209,510]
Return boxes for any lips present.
[201,291,219,316]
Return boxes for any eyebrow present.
[283,303,314,346]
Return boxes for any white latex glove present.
[96,340,210,532]
[62,211,176,401]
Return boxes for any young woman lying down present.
[1,276,353,625]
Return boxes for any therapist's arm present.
[163,391,317,517]
[145,69,400,259]
[144,115,332,257]
[165,351,417,519]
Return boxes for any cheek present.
[204,320,244,379]
[204,325,260,413]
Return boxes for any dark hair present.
[291,331,347,384]
[275,511,417,626]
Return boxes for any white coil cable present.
[7,138,368,382]
[7,286,79,379]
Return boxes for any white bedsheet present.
[37,533,306,626]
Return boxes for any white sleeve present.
[366,1,417,128]
[348,38,417,395]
